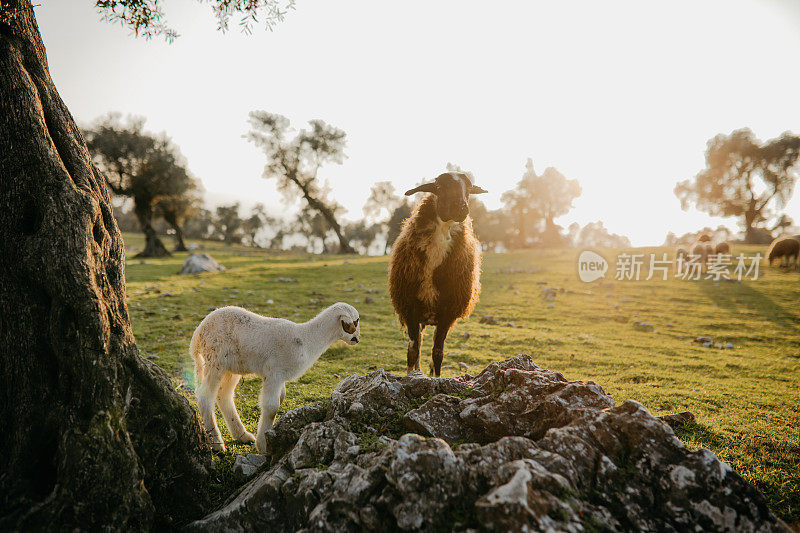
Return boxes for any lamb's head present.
[332,302,360,345]
[405,172,488,223]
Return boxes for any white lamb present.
[190,302,360,453]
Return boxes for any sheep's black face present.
[404,172,488,223]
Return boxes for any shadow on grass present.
[698,280,800,335]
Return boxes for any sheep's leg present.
[217,372,255,444]
[430,320,454,378]
[256,377,284,453]
[197,368,226,452]
[406,321,423,375]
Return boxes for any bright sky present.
[37,0,800,246]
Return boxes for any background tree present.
[675,128,800,243]
[242,203,273,247]
[246,111,356,254]
[386,199,413,253]
[184,207,215,240]
[0,1,291,529]
[573,221,631,249]
[501,159,581,247]
[111,200,142,232]
[155,178,202,251]
[363,181,403,254]
[344,220,380,255]
[214,203,245,245]
[469,199,512,251]
[84,114,194,257]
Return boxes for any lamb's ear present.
[341,319,356,334]
[405,182,437,196]
[470,185,488,194]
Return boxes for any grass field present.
[122,233,800,524]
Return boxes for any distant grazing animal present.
[766,237,800,269]
[691,243,714,264]
[675,248,689,274]
[190,303,360,452]
[389,171,487,377]
[714,242,731,255]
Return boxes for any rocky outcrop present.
[188,355,788,532]
[178,253,225,275]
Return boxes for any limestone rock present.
[233,454,267,480]
[178,253,225,275]
[188,355,788,532]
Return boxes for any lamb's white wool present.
[190,302,360,452]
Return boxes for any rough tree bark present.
[133,200,171,257]
[0,2,210,530]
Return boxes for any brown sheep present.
[714,242,731,255]
[766,236,800,268]
[388,172,487,377]
[691,243,713,264]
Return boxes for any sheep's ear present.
[405,182,438,196]
[341,319,356,334]
[470,185,488,194]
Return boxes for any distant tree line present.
[675,128,800,244]
[88,113,641,255]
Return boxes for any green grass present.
[123,233,800,525]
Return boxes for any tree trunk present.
[133,201,170,257]
[301,192,355,254]
[169,221,188,252]
[744,207,758,244]
[0,3,211,530]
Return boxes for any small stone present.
[233,453,267,480]
[178,253,225,275]
[479,315,498,325]
[345,276,353,281]
[725,342,734,349]
[546,304,555,309]
[458,362,469,372]
[267,299,274,304]
[364,296,374,304]
[658,411,696,430]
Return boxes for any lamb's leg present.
[217,372,255,444]
[406,320,423,375]
[197,368,225,452]
[430,320,454,378]
[256,378,284,453]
